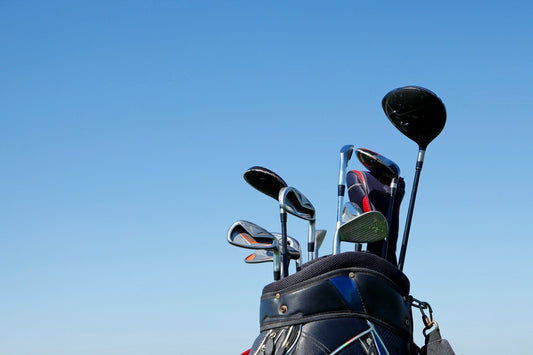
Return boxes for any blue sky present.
[1,1,532,354]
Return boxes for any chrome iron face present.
[279,186,317,262]
[227,220,281,280]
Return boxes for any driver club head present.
[382,86,446,150]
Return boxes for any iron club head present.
[227,220,281,280]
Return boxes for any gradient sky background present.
[1,1,532,354]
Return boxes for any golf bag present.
[346,170,405,265]
[248,251,417,354]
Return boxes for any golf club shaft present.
[381,178,397,260]
[308,221,316,261]
[280,209,289,278]
[398,149,425,271]
[334,147,353,254]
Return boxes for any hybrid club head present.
[243,166,288,200]
[279,186,317,262]
[227,220,281,280]
[356,148,400,183]
[382,86,446,150]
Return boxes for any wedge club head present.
[337,210,388,244]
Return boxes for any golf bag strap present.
[420,327,455,355]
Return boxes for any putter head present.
[279,186,316,221]
[338,210,388,244]
[243,166,288,200]
[227,220,279,250]
[356,148,400,182]
[382,86,446,149]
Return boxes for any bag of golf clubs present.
[233,86,455,354]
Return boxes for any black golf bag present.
[248,251,416,354]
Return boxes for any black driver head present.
[243,166,288,200]
[382,86,446,149]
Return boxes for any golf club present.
[356,148,401,260]
[245,234,301,272]
[314,229,327,259]
[382,86,446,271]
[279,186,316,262]
[335,202,388,249]
[334,145,355,254]
[227,220,281,280]
[243,166,290,277]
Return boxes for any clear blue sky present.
[1,1,532,354]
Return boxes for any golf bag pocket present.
[250,252,416,354]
